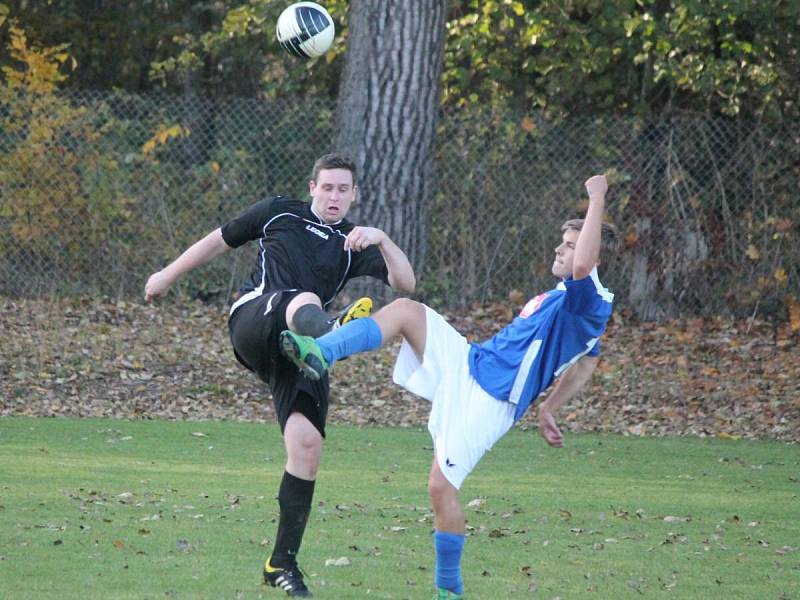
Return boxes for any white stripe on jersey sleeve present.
[590,267,614,303]
[554,337,599,378]
[508,339,542,405]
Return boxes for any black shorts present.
[228,291,329,437]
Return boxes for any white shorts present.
[392,306,515,489]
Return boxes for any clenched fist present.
[585,175,608,199]
[144,271,172,301]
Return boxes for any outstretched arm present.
[345,226,416,294]
[144,228,231,301]
[573,175,608,280]
[537,355,599,447]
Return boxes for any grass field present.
[0,417,798,599]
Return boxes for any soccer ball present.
[276,2,335,59]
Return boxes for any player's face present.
[552,228,580,279]
[309,168,357,224]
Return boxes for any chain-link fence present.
[1,90,797,321]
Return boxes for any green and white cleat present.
[435,589,463,600]
[280,330,329,381]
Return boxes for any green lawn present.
[0,417,798,599]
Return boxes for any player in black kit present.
[145,154,416,597]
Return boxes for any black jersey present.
[221,196,389,313]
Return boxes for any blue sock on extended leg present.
[315,317,383,365]
[434,530,465,595]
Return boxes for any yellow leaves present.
[9,24,26,51]
[510,2,525,17]
[30,124,55,144]
[745,244,760,260]
[0,3,9,28]
[157,124,190,145]
[0,20,126,253]
[2,24,71,93]
[142,124,191,156]
[1,64,23,89]
[773,268,788,283]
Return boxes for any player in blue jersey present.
[280,174,616,599]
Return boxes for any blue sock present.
[315,317,383,365]
[434,530,464,595]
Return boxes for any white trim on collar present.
[309,205,343,226]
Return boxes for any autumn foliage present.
[0,15,126,275]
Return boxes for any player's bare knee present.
[388,297,422,316]
[296,433,322,457]
[288,437,321,475]
[428,472,453,504]
[383,297,424,338]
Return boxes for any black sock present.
[270,471,316,569]
[292,304,333,337]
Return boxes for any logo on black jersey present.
[305,224,330,240]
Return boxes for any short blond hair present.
[561,219,619,252]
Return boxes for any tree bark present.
[335,0,447,282]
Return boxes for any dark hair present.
[311,153,357,186]
[560,219,619,252]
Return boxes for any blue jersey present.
[468,268,613,421]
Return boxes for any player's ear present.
[308,180,316,195]
[352,184,359,202]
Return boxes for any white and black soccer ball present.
[276,2,335,59]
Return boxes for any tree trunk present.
[335,0,447,295]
